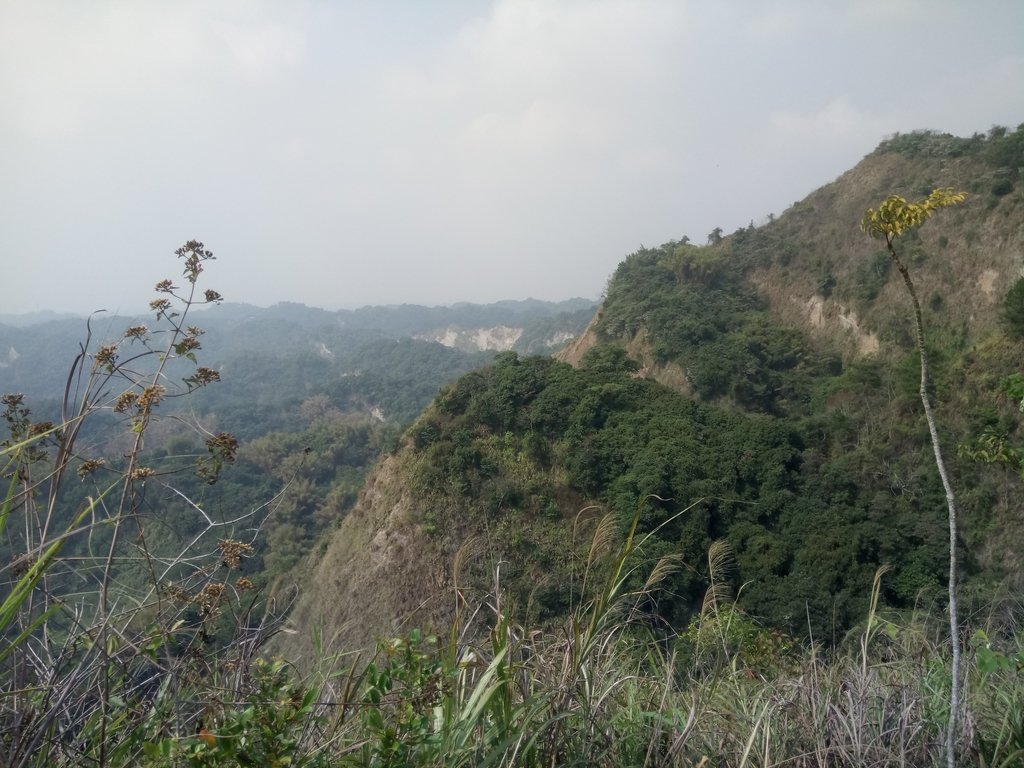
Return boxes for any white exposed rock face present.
[805,296,826,328]
[976,269,999,297]
[803,296,879,355]
[415,325,523,352]
[316,342,333,359]
[1,346,18,368]
[544,330,575,347]
[837,308,880,356]
[472,326,522,350]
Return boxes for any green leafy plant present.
[143,658,326,768]
[1001,277,1024,340]
[357,630,447,767]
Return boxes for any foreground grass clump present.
[315,614,1020,767]
[298,553,1022,768]
[103,526,1022,767]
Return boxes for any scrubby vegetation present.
[5,375,1023,767]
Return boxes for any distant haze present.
[2,1,1023,315]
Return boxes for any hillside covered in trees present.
[4,126,1024,766]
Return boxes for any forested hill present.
[280,126,1024,662]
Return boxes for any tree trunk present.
[890,245,961,768]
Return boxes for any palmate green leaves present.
[860,187,967,242]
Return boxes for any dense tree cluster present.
[408,346,956,638]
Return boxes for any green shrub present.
[1002,277,1024,339]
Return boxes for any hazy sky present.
[2,1,1023,315]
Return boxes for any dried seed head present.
[206,432,238,460]
[137,385,166,412]
[176,241,215,284]
[27,421,53,437]
[77,458,106,479]
[165,583,193,605]
[174,336,201,354]
[195,583,225,615]
[193,367,221,386]
[114,391,140,413]
[3,394,25,408]
[94,344,118,368]
[218,538,254,569]
[10,553,36,577]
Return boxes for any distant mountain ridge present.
[0,297,597,401]
[1,297,595,330]
[0,310,81,327]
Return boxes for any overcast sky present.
[2,1,1023,315]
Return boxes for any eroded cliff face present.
[561,141,1024,392]
[416,325,523,352]
[553,311,599,367]
[781,149,1019,346]
[557,315,694,395]
[277,451,457,665]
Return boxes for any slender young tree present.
[860,187,966,768]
